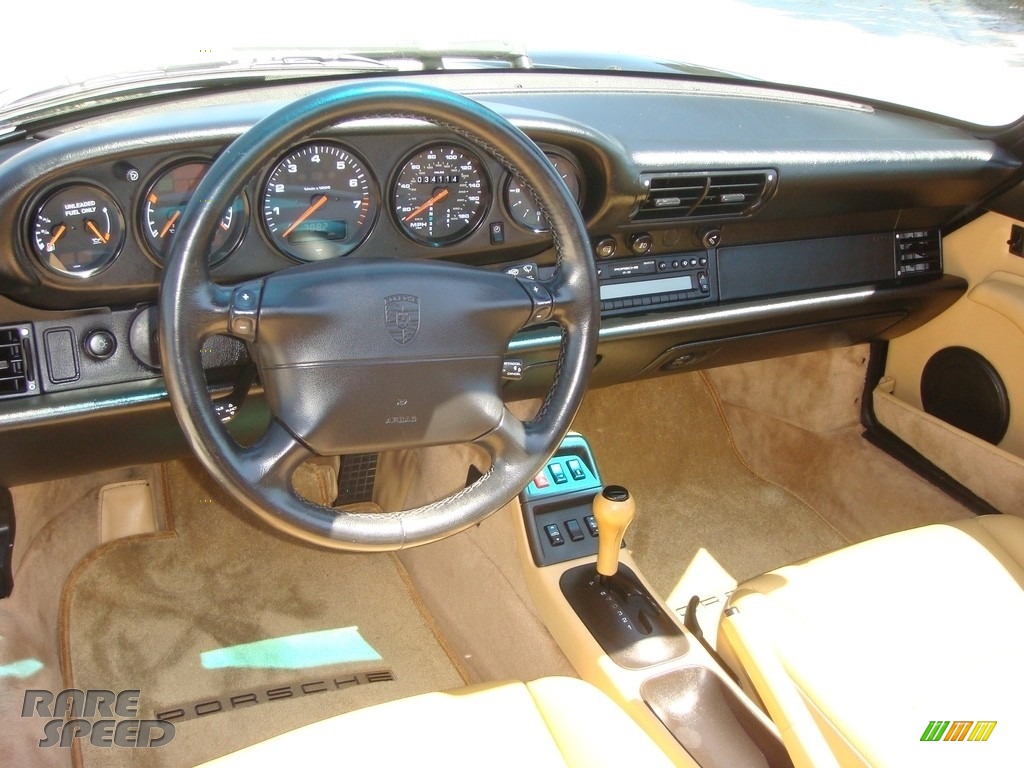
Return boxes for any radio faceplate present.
[597,252,716,316]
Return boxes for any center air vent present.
[634,170,777,222]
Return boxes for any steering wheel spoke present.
[238,418,315,489]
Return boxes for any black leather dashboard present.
[0,71,1018,484]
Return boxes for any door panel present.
[886,212,1024,457]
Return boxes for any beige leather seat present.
[200,676,675,767]
[719,515,1024,767]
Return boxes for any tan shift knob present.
[593,485,636,577]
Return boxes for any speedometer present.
[261,141,378,262]
[392,145,488,246]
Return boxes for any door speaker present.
[920,347,1009,445]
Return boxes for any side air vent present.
[0,325,36,399]
[634,170,777,222]
[895,230,942,277]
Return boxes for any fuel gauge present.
[31,184,125,278]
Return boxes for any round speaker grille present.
[920,347,1009,445]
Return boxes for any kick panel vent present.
[0,325,35,399]
[634,169,777,222]
[895,230,942,277]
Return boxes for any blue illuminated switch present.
[548,462,568,484]
[544,523,565,546]
[566,459,586,481]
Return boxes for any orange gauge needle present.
[403,188,449,222]
[282,195,328,238]
[159,210,181,239]
[47,224,67,248]
[86,220,110,243]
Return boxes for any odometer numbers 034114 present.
[392,145,488,247]
[261,142,378,262]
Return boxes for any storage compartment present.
[641,666,792,768]
[718,233,902,301]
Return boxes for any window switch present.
[584,515,599,537]
[564,519,585,542]
[566,458,586,481]
[549,462,568,484]
[544,523,565,546]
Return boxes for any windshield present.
[2,0,1022,126]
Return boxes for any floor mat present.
[61,460,465,768]
[571,373,849,613]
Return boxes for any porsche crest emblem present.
[384,294,420,345]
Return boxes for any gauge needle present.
[403,188,449,222]
[159,210,181,239]
[282,195,328,238]
[86,220,109,243]
[47,224,67,248]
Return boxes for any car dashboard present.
[0,71,1018,485]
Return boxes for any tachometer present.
[262,141,378,262]
[30,184,125,278]
[392,145,488,246]
[141,160,247,265]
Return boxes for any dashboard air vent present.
[895,230,942,277]
[0,325,35,399]
[634,170,777,222]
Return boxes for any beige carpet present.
[571,372,850,613]
[1,465,162,768]
[705,346,973,543]
[61,460,465,768]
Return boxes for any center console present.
[518,434,794,768]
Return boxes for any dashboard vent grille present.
[0,325,34,399]
[634,170,777,221]
[895,230,942,277]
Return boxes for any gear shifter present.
[593,485,636,577]
[560,483,689,668]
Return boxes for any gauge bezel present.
[390,142,491,248]
[503,149,584,234]
[138,157,249,268]
[259,140,380,263]
[26,181,126,280]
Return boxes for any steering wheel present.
[158,82,598,551]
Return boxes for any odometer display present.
[392,145,488,246]
[262,142,378,262]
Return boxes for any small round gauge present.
[30,184,125,278]
[261,141,378,262]
[504,152,582,233]
[141,160,247,265]
[392,145,488,246]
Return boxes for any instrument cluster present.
[25,137,585,280]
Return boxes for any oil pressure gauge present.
[141,160,247,265]
[30,184,125,278]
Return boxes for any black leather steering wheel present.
[159,82,598,551]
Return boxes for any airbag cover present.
[253,258,534,454]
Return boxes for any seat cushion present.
[719,515,1024,767]
[199,676,674,767]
